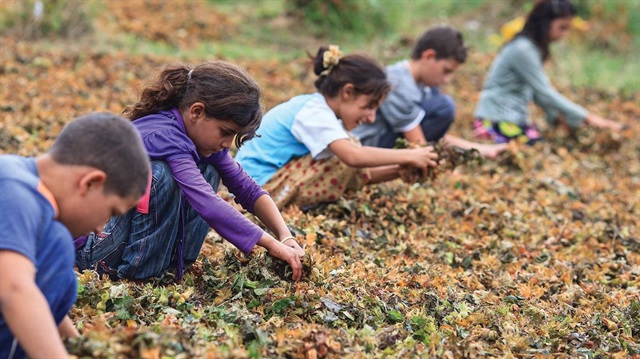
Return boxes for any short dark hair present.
[312,46,390,106]
[49,113,150,197]
[518,0,577,61]
[411,25,468,63]
[124,61,263,148]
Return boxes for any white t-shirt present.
[291,93,350,159]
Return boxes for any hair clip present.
[320,45,343,76]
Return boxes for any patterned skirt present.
[473,118,542,145]
[264,154,370,210]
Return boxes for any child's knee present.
[424,93,456,125]
[151,161,175,191]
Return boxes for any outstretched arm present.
[443,135,507,159]
[252,195,305,282]
[403,125,428,145]
[328,138,438,170]
[403,124,507,159]
[253,195,305,256]
[252,195,294,240]
[0,251,68,358]
[584,113,624,131]
[58,315,79,338]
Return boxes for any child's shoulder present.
[0,155,37,184]
[290,93,322,106]
[505,36,538,55]
[298,93,335,116]
[0,156,49,220]
[386,60,410,78]
[385,60,415,88]
[386,60,409,73]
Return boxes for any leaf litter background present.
[0,1,639,358]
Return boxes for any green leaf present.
[247,299,261,309]
[271,298,292,315]
[388,310,405,323]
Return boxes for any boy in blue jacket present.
[0,113,149,359]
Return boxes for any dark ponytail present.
[124,63,191,121]
[311,46,390,104]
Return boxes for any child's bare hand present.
[282,237,305,257]
[268,242,303,281]
[475,143,508,159]
[586,114,623,132]
[407,146,438,169]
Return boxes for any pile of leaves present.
[0,37,309,156]
[1,2,639,358]
[394,138,483,183]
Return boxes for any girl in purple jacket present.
[75,61,305,281]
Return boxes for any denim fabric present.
[76,161,220,279]
[374,88,456,148]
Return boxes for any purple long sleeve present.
[134,109,267,254]
[167,155,263,253]
[202,151,268,213]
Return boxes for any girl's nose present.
[367,109,376,122]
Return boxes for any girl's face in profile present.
[198,118,241,157]
[192,117,241,157]
[549,16,573,42]
[338,92,380,131]
[184,102,242,157]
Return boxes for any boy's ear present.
[421,49,437,61]
[188,102,206,121]
[78,170,107,195]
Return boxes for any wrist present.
[279,235,296,244]
[257,233,278,250]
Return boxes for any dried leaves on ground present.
[1,14,639,359]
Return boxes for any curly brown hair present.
[124,61,263,147]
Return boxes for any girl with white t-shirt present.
[236,46,438,209]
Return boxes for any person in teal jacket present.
[474,0,623,144]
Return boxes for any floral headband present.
[320,45,343,76]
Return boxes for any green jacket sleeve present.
[511,40,588,128]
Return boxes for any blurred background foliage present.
[0,0,638,92]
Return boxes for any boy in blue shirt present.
[352,25,508,158]
[0,113,149,359]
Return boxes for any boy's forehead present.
[420,51,460,66]
[436,58,461,70]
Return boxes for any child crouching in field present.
[235,46,438,209]
[473,0,623,144]
[0,113,149,359]
[75,61,306,282]
[351,26,508,159]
